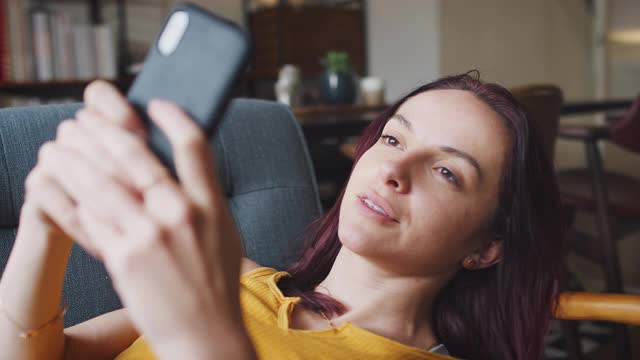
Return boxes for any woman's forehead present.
[392,90,506,139]
[391,89,509,172]
[396,89,500,124]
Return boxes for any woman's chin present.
[337,219,383,256]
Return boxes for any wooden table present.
[294,99,634,160]
[291,104,388,209]
[292,99,633,124]
[292,104,387,119]
[292,104,387,142]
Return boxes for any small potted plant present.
[319,51,356,105]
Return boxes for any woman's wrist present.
[15,209,75,253]
[1,231,71,326]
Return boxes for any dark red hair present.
[278,71,564,359]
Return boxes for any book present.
[0,0,7,82]
[6,0,32,81]
[72,23,96,79]
[31,8,54,81]
[51,12,74,80]
[94,23,117,79]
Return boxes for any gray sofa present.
[0,99,323,327]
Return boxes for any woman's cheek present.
[411,200,464,250]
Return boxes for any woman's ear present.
[462,239,503,270]
[476,239,503,269]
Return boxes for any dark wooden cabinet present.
[247,2,366,80]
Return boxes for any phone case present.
[127,2,251,178]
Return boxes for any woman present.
[0,72,563,359]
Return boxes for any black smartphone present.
[127,2,251,178]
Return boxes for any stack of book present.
[1,0,118,83]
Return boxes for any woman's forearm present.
[0,225,73,360]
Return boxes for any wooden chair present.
[556,96,640,359]
[510,85,564,159]
[510,85,584,359]
[556,292,640,326]
[555,292,640,360]
[557,97,640,280]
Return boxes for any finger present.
[75,107,194,231]
[75,107,172,195]
[24,167,82,240]
[55,117,137,191]
[76,192,203,301]
[75,204,120,264]
[147,99,222,210]
[83,80,145,135]
[23,168,102,258]
[38,142,151,237]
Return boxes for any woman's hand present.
[36,80,254,359]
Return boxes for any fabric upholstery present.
[0,99,323,326]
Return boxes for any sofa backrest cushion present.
[0,99,322,326]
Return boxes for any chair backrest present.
[0,99,323,326]
[510,85,564,162]
[610,96,640,153]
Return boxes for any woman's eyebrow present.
[439,146,483,180]
[391,114,413,132]
[392,113,483,180]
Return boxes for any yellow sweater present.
[115,267,452,359]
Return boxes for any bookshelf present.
[0,0,132,105]
[0,76,135,99]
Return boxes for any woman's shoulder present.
[240,257,290,284]
[241,257,262,274]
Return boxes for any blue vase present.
[319,71,356,105]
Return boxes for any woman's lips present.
[356,194,399,223]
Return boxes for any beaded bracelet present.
[0,297,68,338]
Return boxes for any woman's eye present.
[437,167,459,185]
[380,134,400,147]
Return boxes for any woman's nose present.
[379,156,411,193]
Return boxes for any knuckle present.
[114,135,143,158]
[178,131,206,151]
[24,167,43,190]
[37,141,56,162]
[110,222,167,274]
[19,199,39,218]
[74,108,89,123]
[109,250,136,275]
[95,174,118,191]
[59,210,80,231]
[83,80,104,102]
[56,119,77,140]
[139,222,166,247]
[74,106,86,116]
[168,201,196,227]
[118,106,139,127]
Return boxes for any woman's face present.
[339,89,509,277]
